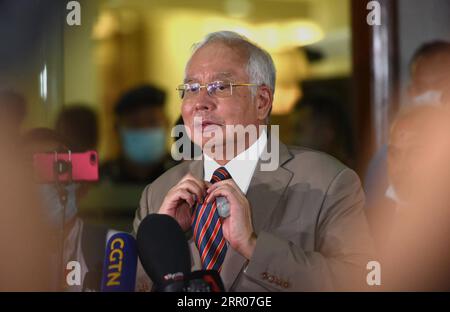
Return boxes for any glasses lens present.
[179,83,200,100]
[188,83,200,93]
[209,81,231,98]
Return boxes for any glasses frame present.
[176,81,258,100]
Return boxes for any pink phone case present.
[33,151,99,183]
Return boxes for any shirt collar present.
[203,129,267,194]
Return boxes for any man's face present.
[181,42,262,150]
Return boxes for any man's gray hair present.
[187,31,276,97]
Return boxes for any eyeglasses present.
[176,81,258,100]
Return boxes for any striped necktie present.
[191,167,231,272]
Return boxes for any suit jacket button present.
[261,272,268,279]
[283,281,290,288]
[268,275,274,283]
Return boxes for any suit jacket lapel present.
[189,159,204,181]
[221,136,294,290]
[187,160,204,271]
[247,143,293,233]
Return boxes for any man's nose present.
[194,88,216,111]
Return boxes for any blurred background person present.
[55,104,99,201]
[379,105,450,290]
[101,84,176,185]
[79,85,177,231]
[0,89,27,145]
[0,112,53,291]
[408,40,450,107]
[55,104,99,153]
[368,106,442,248]
[20,127,110,291]
[364,40,450,247]
[292,95,354,167]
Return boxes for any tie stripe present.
[206,238,227,270]
[191,167,231,272]
[192,197,209,241]
[196,201,217,249]
[200,218,221,262]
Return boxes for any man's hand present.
[206,179,257,260]
[158,173,210,231]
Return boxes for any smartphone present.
[33,151,99,183]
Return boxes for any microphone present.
[186,270,225,292]
[100,232,138,292]
[136,213,191,291]
[136,214,225,292]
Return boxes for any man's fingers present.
[176,180,205,203]
[181,173,209,191]
[176,189,196,208]
[206,185,237,206]
[207,179,242,197]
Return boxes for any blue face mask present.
[38,184,78,230]
[120,127,166,165]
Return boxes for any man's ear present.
[255,85,273,122]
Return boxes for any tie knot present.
[211,167,231,184]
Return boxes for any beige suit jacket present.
[133,139,374,291]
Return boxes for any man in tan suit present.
[133,31,374,291]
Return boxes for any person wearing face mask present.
[21,128,110,291]
[101,85,177,185]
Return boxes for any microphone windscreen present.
[100,232,137,292]
[136,214,191,285]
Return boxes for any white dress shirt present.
[203,130,267,194]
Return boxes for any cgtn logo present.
[101,232,138,291]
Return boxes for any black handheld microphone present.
[136,214,191,291]
[136,214,225,292]
[187,270,225,292]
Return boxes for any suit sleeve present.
[244,168,375,291]
[132,184,152,236]
[132,184,154,292]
